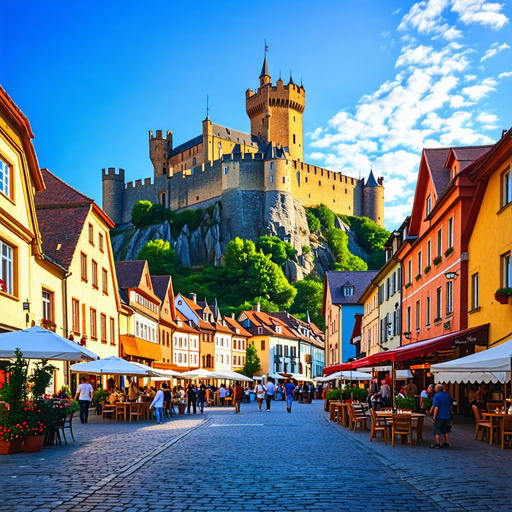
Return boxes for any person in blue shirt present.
[431,384,453,449]
[284,378,295,413]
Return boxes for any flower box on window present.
[433,256,442,266]
[424,265,431,274]
[405,282,412,289]
[444,247,454,258]
[40,319,57,332]
[495,288,512,305]
[415,274,422,282]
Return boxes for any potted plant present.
[405,282,412,289]
[395,396,416,411]
[22,402,51,453]
[0,419,26,455]
[444,247,454,258]
[424,265,431,274]
[178,398,186,415]
[40,318,57,332]
[421,397,433,413]
[433,255,442,266]
[415,274,422,282]
[495,287,512,305]
[93,387,110,415]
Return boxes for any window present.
[72,299,80,333]
[81,253,87,281]
[270,162,274,170]
[385,278,390,300]
[270,175,274,183]
[261,339,265,350]
[446,281,453,314]
[90,309,97,338]
[437,228,442,257]
[406,306,411,332]
[226,355,229,365]
[502,169,512,207]
[427,239,431,265]
[426,296,431,326]
[426,193,432,215]
[99,233,104,252]
[220,355,223,363]
[436,287,442,319]
[472,273,479,310]
[102,268,108,294]
[193,158,196,165]
[224,167,228,174]
[501,252,512,287]
[447,216,454,250]
[100,314,107,342]
[408,259,412,283]
[293,134,296,144]
[416,301,420,331]
[344,286,354,296]
[42,290,53,321]
[417,251,422,275]
[282,176,286,184]
[88,223,94,244]
[0,240,14,295]
[92,260,98,288]
[110,317,115,345]
[0,157,11,198]
[258,327,263,334]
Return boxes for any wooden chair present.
[102,404,115,420]
[391,414,413,447]
[472,405,494,443]
[130,403,142,421]
[115,403,126,421]
[501,417,512,450]
[348,404,367,432]
[54,412,75,445]
[370,409,388,444]
[224,396,233,407]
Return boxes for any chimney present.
[189,293,197,303]
[252,303,261,312]
[378,176,384,186]
[231,313,235,319]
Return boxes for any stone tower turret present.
[102,167,125,225]
[150,130,172,178]
[246,56,305,161]
[363,169,385,228]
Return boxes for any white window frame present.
[0,240,14,295]
[502,169,512,207]
[447,216,454,250]
[416,300,420,331]
[408,259,412,283]
[446,281,453,314]
[472,273,479,310]
[426,193,432,215]
[427,239,431,266]
[436,287,442,319]
[437,228,443,258]
[417,251,422,275]
[426,296,431,326]
[502,253,512,287]
[42,290,53,321]
[0,157,11,198]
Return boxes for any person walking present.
[233,381,244,414]
[431,384,453,448]
[162,383,172,417]
[284,378,295,413]
[150,385,165,424]
[127,378,139,402]
[219,384,229,406]
[255,381,266,411]
[187,384,197,414]
[74,376,93,424]
[265,377,275,411]
[197,384,207,413]
[380,379,392,407]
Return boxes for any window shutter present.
[397,268,402,288]
[397,308,402,334]
[392,273,396,295]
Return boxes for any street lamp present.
[445,270,459,280]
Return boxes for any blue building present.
[322,270,378,368]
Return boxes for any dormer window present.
[275,325,281,333]
[426,193,432,216]
[236,328,240,334]
[344,286,354,297]
[178,300,182,305]
[258,327,263,334]
[177,320,182,327]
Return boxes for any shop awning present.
[323,324,488,374]
[121,335,162,361]
[350,314,363,346]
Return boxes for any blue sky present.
[1,0,511,229]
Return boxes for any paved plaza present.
[1,400,511,512]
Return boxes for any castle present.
[102,56,385,247]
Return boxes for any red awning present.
[323,324,489,375]
[350,314,363,346]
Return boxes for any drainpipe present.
[62,270,72,386]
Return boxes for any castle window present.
[296,172,300,186]
[349,206,351,210]
[351,178,354,184]
[345,176,347,183]
[163,168,166,175]
[294,116,296,121]
[319,181,321,186]
[270,163,274,170]
[270,176,274,183]
[193,158,196,165]
[224,167,228,175]
[333,185,335,190]
[283,177,286,184]
[184,164,187,170]
[305,177,308,183]
[345,188,347,194]
[196,196,199,200]
[293,134,296,144]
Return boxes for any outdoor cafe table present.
[482,412,510,448]
[329,401,342,421]
[375,411,426,443]
[113,401,151,421]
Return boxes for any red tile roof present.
[35,206,90,269]
[35,168,94,206]
[224,317,251,337]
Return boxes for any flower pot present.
[0,438,22,455]
[178,404,186,415]
[495,293,509,305]
[315,391,322,400]
[303,394,312,404]
[23,435,45,453]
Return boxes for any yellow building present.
[0,87,69,390]
[358,284,379,356]
[34,168,123,390]
[467,128,512,347]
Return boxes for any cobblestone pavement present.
[1,401,511,512]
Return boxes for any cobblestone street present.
[1,401,511,512]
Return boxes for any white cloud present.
[449,94,475,107]
[464,74,477,81]
[440,24,463,40]
[308,127,324,140]
[498,71,512,78]
[398,0,450,34]
[451,0,509,30]
[477,112,498,124]
[382,31,391,38]
[461,81,497,100]
[481,42,510,61]
[392,8,402,15]
[386,199,414,226]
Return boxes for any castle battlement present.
[102,167,125,180]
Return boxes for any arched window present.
[159,190,167,207]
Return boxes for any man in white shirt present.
[265,377,275,412]
[219,384,229,406]
[74,376,94,424]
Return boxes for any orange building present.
[225,314,251,372]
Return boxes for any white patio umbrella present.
[0,326,98,361]
[340,370,373,381]
[70,356,160,376]
[179,368,222,380]
[150,369,183,381]
[214,369,253,382]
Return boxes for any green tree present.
[240,343,261,378]
[327,228,368,271]
[257,236,297,267]
[290,275,325,330]
[307,204,336,230]
[306,211,321,231]
[131,201,153,228]
[137,240,177,275]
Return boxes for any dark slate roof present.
[325,270,379,305]
[151,275,171,302]
[114,260,146,289]
[35,168,94,206]
[265,143,290,160]
[170,135,203,157]
[451,146,493,171]
[260,56,270,77]
[211,123,266,150]
[35,206,90,270]
[365,169,379,187]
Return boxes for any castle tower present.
[102,167,125,225]
[150,130,172,178]
[246,56,305,161]
[363,169,385,228]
